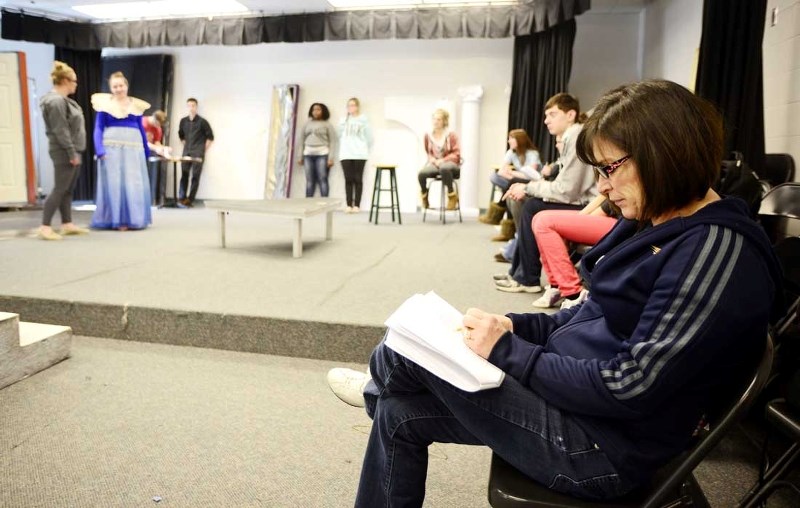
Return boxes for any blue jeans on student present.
[355,339,633,507]
[304,155,329,197]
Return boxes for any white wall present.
[763,0,800,173]
[572,12,643,108]
[0,39,55,194]
[642,0,703,88]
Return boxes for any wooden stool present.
[369,164,401,225]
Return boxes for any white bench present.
[204,198,343,258]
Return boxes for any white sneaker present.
[495,279,542,293]
[492,273,510,281]
[532,287,562,308]
[560,289,590,310]
[352,206,360,213]
[327,368,371,408]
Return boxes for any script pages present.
[384,291,505,392]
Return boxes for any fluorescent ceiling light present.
[72,0,249,20]
[328,0,516,7]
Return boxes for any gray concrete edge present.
[0,295,383,363]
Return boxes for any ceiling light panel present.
[72,0,250,20]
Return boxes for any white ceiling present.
[0,0,650,22]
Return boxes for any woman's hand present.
[327,159,334,168]
[462,308,513,359]
[498,167,514,179]
[541,164,553,177]
[502,182,528,201]
[297,158,304,165]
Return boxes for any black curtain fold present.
[54,47,101,201]
[507,18,576,164]
[695,0,767,174]
[1,2,590,49]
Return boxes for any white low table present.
[205,198,343,258]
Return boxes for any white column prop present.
[457,85,484,216]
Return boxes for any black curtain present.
[54,47,101,201]
[695,0,767,174]
[507,19,576,164]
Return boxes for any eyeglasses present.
[595,155,631,179]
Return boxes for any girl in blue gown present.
[90,71,152,230]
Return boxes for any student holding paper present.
[327,80,782,506]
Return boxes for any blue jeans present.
[304,155,329,197]
[355,340,633,507]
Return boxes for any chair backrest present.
[759,183,800,220]
[640,333,774,508]
[763,154,796,188]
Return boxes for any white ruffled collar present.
[91,93,150,119]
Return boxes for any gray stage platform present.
[0,205,551,362]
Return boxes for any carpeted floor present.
[0,205,798,506]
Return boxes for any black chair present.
[423,174,462,224]
[488,334,774,508]
[759,183,800,244]
[762,154,796,189]
[736,238,800,507]
[738,398,800,507]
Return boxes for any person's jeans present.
[508,198,582,286]
[179,159,204,202]
[355,339,632,507]
[304,155,329,197]
[418,162,460,193]
[42,159,81,226]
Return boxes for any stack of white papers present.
[384,292,505,392]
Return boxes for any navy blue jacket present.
[489,197,781,485]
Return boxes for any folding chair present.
[488,334,774,508]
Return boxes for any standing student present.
[178,98,214,207]
[298,102,337,198]
[90,71,151,231]
[338,98,373,212]
[38,60,88,240]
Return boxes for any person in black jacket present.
[326,80,782,507]
[178,97,214,207]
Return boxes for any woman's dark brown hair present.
[576,80,723,222]
[508,129,537,165]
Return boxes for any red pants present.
[532,210,616,296]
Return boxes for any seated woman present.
[327,80,782,506]
[530,194,620,308]
[417,109,461,210]
[480,129,541,225]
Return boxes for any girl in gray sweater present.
[39,61,88,240]
[297,103,337,197]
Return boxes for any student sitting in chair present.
[418,109,461,211]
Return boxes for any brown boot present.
[421,191,429,209]
[478,202,505,225]
[491,219,516,242]
[446,191,459,210]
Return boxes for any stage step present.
[0,312,72,390]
